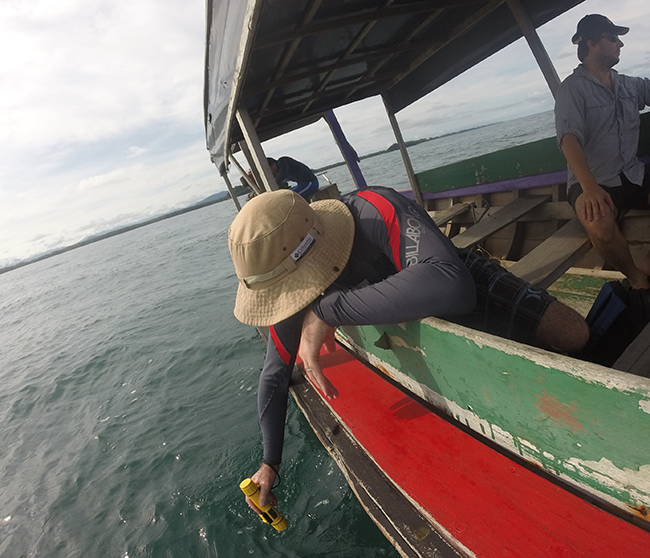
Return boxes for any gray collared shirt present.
[555,65,650,187]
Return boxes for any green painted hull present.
[415,112,650,195]
[337,315,650,523]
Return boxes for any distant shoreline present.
[0,191,247,276]
[3,115,535,275]
[313,122,493,173]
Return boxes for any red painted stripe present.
[357,190,402,271]
[306,348,650,557]
[269,326,291,364]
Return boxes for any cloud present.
[127,146,148,158]
[0,0,205,150]
[1,0,648,266]
[78,166,137,192]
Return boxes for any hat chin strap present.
[241,227,321,288]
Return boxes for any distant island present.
[313,123,491,174]
[0,185,250,275]
[4,121,497,275]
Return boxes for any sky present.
[1,0,649,267]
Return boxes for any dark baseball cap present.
[571,14,629,44]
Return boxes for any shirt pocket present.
[618,89,638,123]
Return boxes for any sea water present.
[0,111,555,557]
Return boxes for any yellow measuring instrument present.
[239,478,288,531]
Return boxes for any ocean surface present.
[0,111,555,558]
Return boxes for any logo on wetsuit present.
[404,206,422,266]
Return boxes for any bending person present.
[228,187,589,514]
[267,156,319,199]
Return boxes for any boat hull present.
[335,315,650,524]
[290,344,650,557]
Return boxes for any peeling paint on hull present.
[337,317,650,522]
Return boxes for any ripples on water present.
[0,200,396,557]
[0,112,555,557]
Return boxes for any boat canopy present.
[204,0,584,168]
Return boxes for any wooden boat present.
[204,1,650,555]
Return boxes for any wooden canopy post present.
[238,141,266,194]
[235,106,278,192]
[228,152,262,195]
[506,0,561,98]
[382,93,424,207]
[218,161,242,211]
[323,109,367,190]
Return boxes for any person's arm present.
[298,308,339,400]
[313,258,475,326]
[300,247,476,401]
[560,133,615,221]
[274,158,289,185]
[246,310,305,512]
[314,191,476,325]
[300,190,476,383]
[634,76,650,109]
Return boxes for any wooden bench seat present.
[428,202,473,226]
[508,217,592,289]
[451,195,549,250]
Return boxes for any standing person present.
[555,14,650,289]
[228,187,589,514]
[267,156,319,199]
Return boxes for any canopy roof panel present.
[205,0,583,166]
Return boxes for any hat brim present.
[233,198,355,326]
[572,24,629,44]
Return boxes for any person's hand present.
[298,309,339,399]
[245,463,278,513]
[580,184,616,222]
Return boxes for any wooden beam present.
[382,93,424,207]
[508,217,592,288]
[506,0,560,97]
[245,32,442,97]
[432,202,573,225]
[255,0,480,49]
[236,106,277,192]
[238,141,265,195]
[346,10,444,100]
[301,2,392,115]
[429,202,472,226]
[218,163,242,211]
[228,152,262,195]
[254,0,496,117]
[387,0,505,89]
[251,75,389,124]
[452,195,549,250]
[255,0,324,126]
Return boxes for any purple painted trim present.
[324,110,367,190]
[398,155,650,201]
[399,170,568,200]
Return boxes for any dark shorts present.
[568,164,650,214]
[453,252,556,346]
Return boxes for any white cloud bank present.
[0,0,648,266]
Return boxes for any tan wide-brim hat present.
[228,190,355,326]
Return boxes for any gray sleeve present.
[313,190,476,325]
[314,256,475,326]
[257,310,305,466]
[555,79,585,146]
[634,76,650,109]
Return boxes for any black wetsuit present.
[257,187,552,467]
